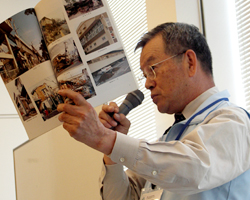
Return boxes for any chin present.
[157,105,167,114]
[157,105,174,114]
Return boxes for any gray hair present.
[135,22,213,75]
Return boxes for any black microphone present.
[118,89,144,116]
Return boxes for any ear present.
[184,49,197,77]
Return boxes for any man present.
[57,23,250,199]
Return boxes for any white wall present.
[176,0,245,108]
[202,0,245,107]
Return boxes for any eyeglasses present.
[138,51,186,84]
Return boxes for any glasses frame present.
[138,51,187,83]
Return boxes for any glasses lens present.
[138,73,146,86]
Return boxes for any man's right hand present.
[99,102,131,135]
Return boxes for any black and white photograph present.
[89,49,131,86]
[49,38,82,76]
[63,0,104,20]
[76,12,117,55]
[0,9,49,84]
[39,8,71,46]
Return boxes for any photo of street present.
[76,12,117,55]
[88,49,131,86]
[12,78,38,121]
[63,0,104,20]
[58,67,96,100]
[49,38,82,77]
[0,9,49,84]
[39,8,71,46]
[29,76,63,121]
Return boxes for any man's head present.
[136,22,215,114]
[136,22,213,76]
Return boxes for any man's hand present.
[99,102,131,134]
[98,102,131,165]
[57,89,116,155]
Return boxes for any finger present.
[113,113,131,134]
[99,118,113,129]
[58,89,86,106]
[108,102,119,113]
[58,111,80,124]
[102,103,119,114]
[62,122,78,137]
[99,105,118,127]
[113,113,130,127]
[57,100,93,117]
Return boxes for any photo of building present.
[30,77,63,121]
[13,78,37,121]
[0,10,49,84]
[39,10,71,46]
[58,68,96,101]
[50,38,82,76]
[76,12,117,55]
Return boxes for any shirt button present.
[119,157,125,163]
[152,170,157,175]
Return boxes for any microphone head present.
[118,89,144,115]
[125,89,144,107]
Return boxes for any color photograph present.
[39,8,71,47]
[88,49,131,86]
[63,0,104,20]
[11,78,38,121]
[0,9,49,84]
[49,38,82,76]
[29,75,63,121]
[76,12,117,55]
[58,66,96,100]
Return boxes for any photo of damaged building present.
[59,68,96,100]
[0,17,48,84]
[31,81,63,121]
[13,78,37,121]
[76,12,117,55]
[64,0,104,20]
[40,15,70,46]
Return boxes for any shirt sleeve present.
[100,162,146,200]
[108,106,250,195]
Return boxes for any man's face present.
[140,34,189,114]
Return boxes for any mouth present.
[151,94,158,102]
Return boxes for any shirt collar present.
[182,86,219,119]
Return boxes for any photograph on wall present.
[62,0,104,20]
[0,9,49,84]
[11,78,38,121]
[29,75,63,121]
[39,8,71,47]
[57,66,96,101]
[49,37,82,77]
[76,12,117,55]
[89,49,131,86]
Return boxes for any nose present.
[145,77,155,90]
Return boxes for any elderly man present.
[57,22,250,199]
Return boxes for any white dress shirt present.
[100,87,250,199]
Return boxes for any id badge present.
[140,187,163,200]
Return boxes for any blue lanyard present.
[175,97,229,140]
